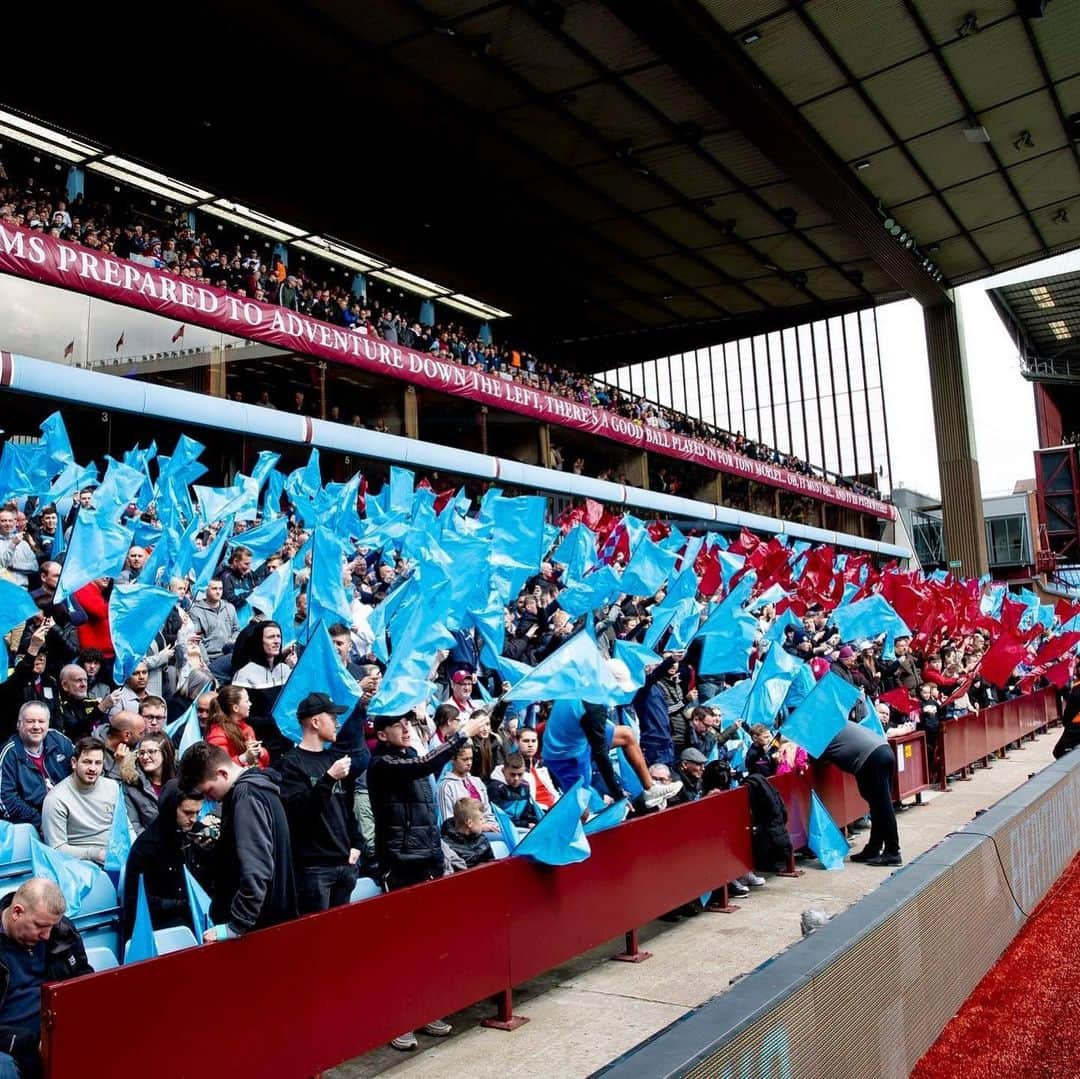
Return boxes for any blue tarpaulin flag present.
[556,565,621,618]
[49,460,98,504]
[613,639,663,691]
[744,644,802,728]
[0,578,40,635]
[184,865,213,942]
[104,787,133,894]
[491,803,520,853]
[125,876,159,964]
[95,458,146,514]
[808,791,849,870]
[272,625,360,744]
[860,707,887,738]
[247,560,298,643]
[193,481,258,524]
[504,626,622,704]
[39,412,74,472]
[551,523,598,582]
[697,605,758,675]
[176,699,204,756]
[830,594,911,653]
[55,508,133,603]
[780,671,862,757]
[109,582,178,684]
[620,536,677,597]
[167,685,211,742]
[584,798,630,835]
[0,442,50,501]
[231,517,289,570]
[307,527,353,630]
[513,778,591,865]
[490,495,546,603]
[28,834,105,918]
[190,518,234,595]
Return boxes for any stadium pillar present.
[205,346,226,398]
[923,301,988,576]
[631,451,649,490]
[537,423,551,469]
[403,386,419,439]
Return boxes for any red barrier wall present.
[42,787,752,1078]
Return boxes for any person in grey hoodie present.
[187,579,239,666]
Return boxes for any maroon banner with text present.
[0,223,893,517]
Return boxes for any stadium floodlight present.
[292,237,386,273]
[201,200,307,242]
[88,156,214,205]
[440,294,513,320]
[371,267,451,298]
[0,112,100,163]
[1049,320,1071,341]
[1030,286,1054,309]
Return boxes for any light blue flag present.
[125,876,159,963]
[718,550,746,590]
[830,593,911,655]
[702,676,754,716]
[109,582,178,683]
[782,660,818,713]
[95,458,145,515]
[49,461,98,504]
[807,791,848,870]
[860,707,887,738]
[176,700,204,756]
[285,447,322,504]
[387,466,414,513]
[765,607,805,645]
[29,834,105,918]
[184,865,212,942]
[780,671,862,757]
[190,519,234,594]
[0,442,50,501]
[167,687,210,741]
[249,450,281,488]
[307,528,352,630]
[55,508,134,603]
[272,625,361,744]
[491,802,520,853]
[490,496,546,603]
[0,578,40,634]
[193,482,257,524]
[613,639,663,690]
[504,627,622,703]
[104,787,132,894]
[262,469,285,519]
[513,778,591,865]
[556,565,621,618]
[755,582,789,608]
[744,644,802,728]
[551,523,598,583]
[39,412,74,473]
[584,798,630,835]
[247,560,298,643]
[664,597,703,651]
[230,517,288,570]
[697,606,758,675]
[620,536,678,597]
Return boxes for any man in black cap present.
[278,692,368,913]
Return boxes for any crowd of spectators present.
[0,407,1060,1069]
[0,164,881,502]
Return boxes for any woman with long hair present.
[119,732,177,834]
[205,685,269,768]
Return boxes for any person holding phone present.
[204,687,269,769]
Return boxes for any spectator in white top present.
[0,508,39,589]
[437,742,498,829]
[41,737,121,865]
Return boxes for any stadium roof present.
[989,267,1080,380]
[5,0,1079,369]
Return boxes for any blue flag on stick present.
[0,579,40,635]
[109,582,178,684]
[780,672,861,757]
[513,778,591,865]
[491,803,520,853]
[184,866,213,942]
[584,798,630,835]
[808,791,849,870]
[55,509,133,603]
[504,627,622,704]
[272,625,360,745]
[104,787,133,894]
[28,834,104,918]
[125,877,159,964]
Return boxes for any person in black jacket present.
[178,742,296,940]
[0,879,91,1079]
[439,798,494,869]
[122,780,212,939]
[367,709,488,892]
[279,693,367,913]
[367,709,488,1052]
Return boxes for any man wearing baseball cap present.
[279,692,369,913]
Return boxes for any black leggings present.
[855,744,900,855]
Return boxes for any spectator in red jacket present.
[73,579,114,684]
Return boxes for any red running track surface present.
[912,852,1080,1079]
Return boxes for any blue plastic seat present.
[350,876,382,903]
[70,871,119,929]
[153,925,198,954]
[85,945,118,972]
[0,824,36,882]
[489,840,510,860]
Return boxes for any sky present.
[878,248,1080,501]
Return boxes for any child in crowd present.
[440,798,495,870]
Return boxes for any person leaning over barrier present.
[0,878,91,1079]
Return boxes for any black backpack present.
[744,774,793,872]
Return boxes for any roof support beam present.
[604,0,951,308]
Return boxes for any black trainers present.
[865,851,903,867]
[849,846,881,863]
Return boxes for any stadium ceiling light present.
[1030,285,1055,308]
[201,199,308,242]
[961,121,991,143]
[441,294,512,320]
[292,237,385,273]
[91,155,214,204]
[854,159,872,170]
[1049,320,1071,340]
[0,110,100,161]
[741,29,763,44]
[370,268,449,298]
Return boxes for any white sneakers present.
[390,1019,452,1051]
[643,779,683,808]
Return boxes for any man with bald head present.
[101,711,145,782]
[56,665,112,740]
[0,877,91,1076]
